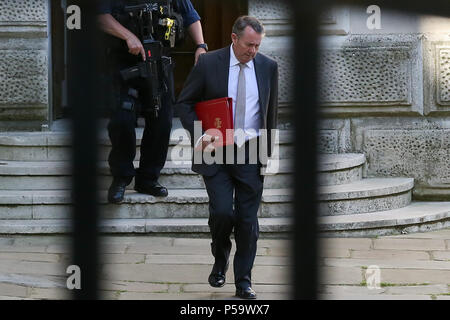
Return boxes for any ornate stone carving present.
[0,49,48,105]
[264,53,293,104]
[0,0,47,23]
[319,47,412,105]
[248,0,291,21]
[0,0,49,126]
[318,119,351,154]
[248,0,293,36]
[438,49,450,104]
[363,129,450,185]
[348,116,450,199]
[318,35,424,115]
[249,1,294,104]
[423,41,450,114]
[318,130,339,154]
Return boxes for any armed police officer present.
[97,1,208,203]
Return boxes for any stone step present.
[0,129,294,161]
[0,189,293,220]
[0,141,294,162]
[0,127,294,146]
[319,178,414,216]
[0,217,292,235]
[0,160,293,190]
[320,201,450,237]
[2,200,448,237]
[318,153,366,186]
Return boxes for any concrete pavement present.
[0,235,292,300]
[318,229,450,300]
[0,228,449,300]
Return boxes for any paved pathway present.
[0,235,292,300]
[0,228,449,300]
[319,229,450,300]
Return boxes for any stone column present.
[248,0,294,129]
[0,0,49,131]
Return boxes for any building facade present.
[0,0,450,235]
[315,6,450,201]
[0,0,49,130]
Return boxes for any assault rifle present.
[118,1,183,118]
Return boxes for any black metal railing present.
[65,0,450,301]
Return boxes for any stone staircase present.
[318,154,450,237]
[0,121,449,237]
[0,120,293,236]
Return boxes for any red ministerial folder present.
[195,97,234,146]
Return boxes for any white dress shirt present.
[195,45,262,148]
[228,44,262,143]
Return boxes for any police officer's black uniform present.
[97,0,201,202]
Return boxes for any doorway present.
[50,0,248,121]
[172,0,248,96]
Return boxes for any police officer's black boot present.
[108,178,129,203]
[134,179,168,197]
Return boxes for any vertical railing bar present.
[67,0,100,300]
[292,0,321,300]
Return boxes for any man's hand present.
[195,134,219,153]
[194,47,207,65]
[126,34,146,61]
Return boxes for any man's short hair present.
[232,16,265,37]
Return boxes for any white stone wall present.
[249,0,294,119]
[0,0,49,130]
[1,0,449,199]
[316,6,450,200]
[318,34,423,115]
[250,1,450,199]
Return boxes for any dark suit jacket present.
[176,46,279,176]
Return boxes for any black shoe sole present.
[134,187,168,197]
[208,277,226,288]
[209,282,226,288]
[108,198,124,204]
[107,191,125,204]
[235,293,257,299]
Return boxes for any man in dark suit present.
[176,16,278,299]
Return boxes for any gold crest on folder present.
[214,118,222,129]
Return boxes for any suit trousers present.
[107,84,173,185]
[202,140,264,290]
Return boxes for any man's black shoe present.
[208,272,226,288]
[134,182,168,197]
[208,261,229,288]
[108,180,128,203]
[235,287,257,299]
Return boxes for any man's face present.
[231,26,263,64]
